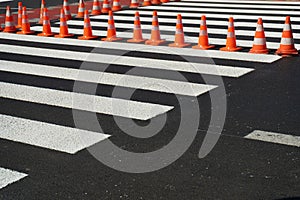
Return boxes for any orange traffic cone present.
[127,12,145,43]
[63,0,72,20]
[193,15,215,50]
[142,0,151,6]
[220,17,241,51]
[152,0,161,5]
[112,0,122,11]
[129,0,139,8]
[38,8,54,37]
[16,2,22,28]
[276,16,298,56]
[161,0,169,3]
[3,6,16,33]
[76,0,85,18]
[39,0,46,24]
[102,10,122,41]
[145,11,165,46]
[91,0,101,15]
[249,18,268,54]
[17,7,35,35]
[101,0,111,13]
[55,9,74,38]
[169,14,190,48]
[78,10,98,40]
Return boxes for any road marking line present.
[0,44,254,77]
[182,0,300,5]
[167,2,300,10]
[140,5,300,15]
[0,60,219,96]
[0,33,281,63]
[245,130,300,147]
[64,20,300,39]
[0,82,173,120]
[0,167,27,190]
[119,9,300,22]
[90,15,300,30]
[0,114,110,154]
[30,26,296,50]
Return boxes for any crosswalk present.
[0,0,298,190]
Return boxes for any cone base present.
[16,25,22,29]
[16,30,35,35]
[38,32,54,37]
[129,4,139,8]
[78,35,98,40]
[3,29,17,33]
[151,1,161,5]
[249,48,269,54]
[101,37,122,42]
[101,9,111,13]
[145,39,165,46]
[142,2,152,6]
[276,48,298,56]
[127,38,146,43]
[55,33,74,38]
[220,46,242,52]
[168,42,191,48]
[161,0,169,2]
[192,44,215,50]
[112,7,122,11]
[91,11,102,15]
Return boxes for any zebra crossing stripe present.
[0,60,218,97]
[119,10,300,22]
[140,5,300,16]
[0,33,281,63]
[166,2,300,10]
[63,20,300,39]
[181,0,300,5]
[29,26,300,49]
[0,82,173,120]
[0,114,110,154]
[245,130,300,147]
[0,167,27,190]
[0,44,254,77]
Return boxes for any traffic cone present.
[129,0,139,8]
[101,0,111,13]
[91,0,101,15]
[169,14,190,48]
[3,6,16,33]
[102,10,122,41]
[161,0,169,3]
[63,0,72,20]
[76,0,85,18]
[249,18,268,54]
[142,0,151,6]
[16,2,22,28]
[127,12,145,43]
[193,15,215,50]
[55,9,74,38]
[220,17,241,51]
[276,16,298,56]
[38,8,54,37]
[151,0,161,5]
[17,7,35,35]
[78,10,98,40]
[145,11,165,46]
[112,0,122,11]
[39,0,46,24]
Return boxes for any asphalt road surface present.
[0,0,299,199]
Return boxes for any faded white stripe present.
[0,167,27,190]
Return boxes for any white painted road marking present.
[0,167,27,190]
[245,130,300,147]
[0,60,217,97]
[0,114,110,154]
[0,33,281,63]
[30,26,298,50]
[0,82,174,120]
[0,44,254,78]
